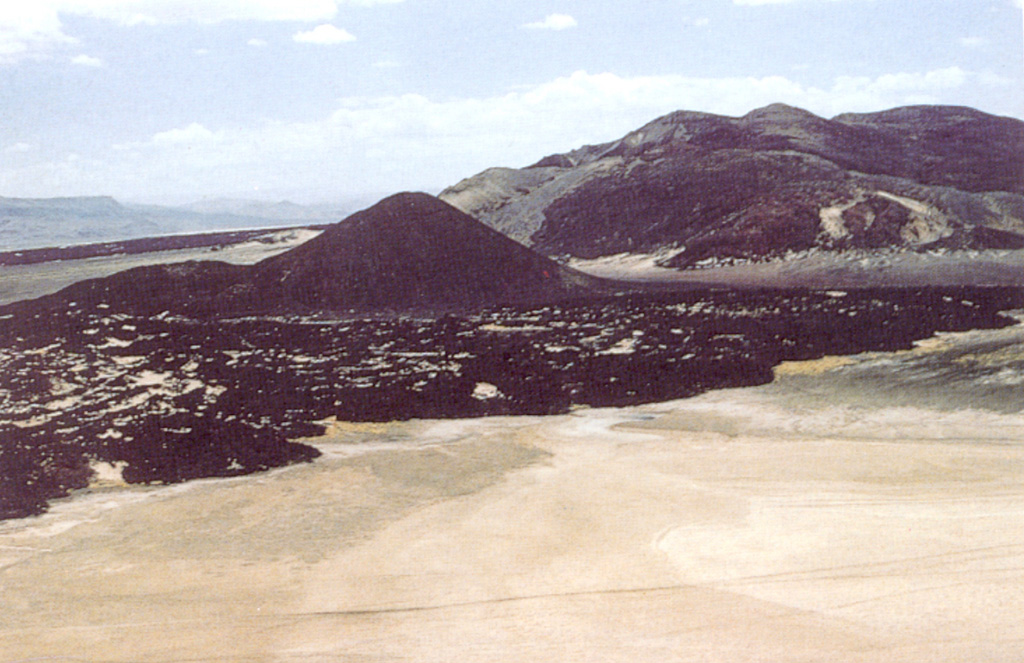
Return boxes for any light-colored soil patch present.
[774,354,857,375]
[572,249,1024,288]
[3,345,1024,662]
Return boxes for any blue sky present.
[1,0,1022,204]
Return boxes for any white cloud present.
[151,123,222,147]
[293,24,356,44]
[70,54,103,67]
[247,38,268,47]
[0,1,401,63]
[959,37,988,48]
[523,14,578,30]
[114,122,224,151]
[4,142,35,154]
[6,66,1008,201]
[0,6,76,64]
[194,48,210,55]
[829,67,969,104]
[62,1,343,26]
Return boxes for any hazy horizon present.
[2,0,1022,205]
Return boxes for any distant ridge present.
[0,195,160,250]
[0,194,350,252]
[440,104,1024,267]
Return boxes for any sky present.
[0,0,1022,205]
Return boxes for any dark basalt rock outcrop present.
[440,104,1024,266]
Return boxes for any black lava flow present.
[1,286,1022,520]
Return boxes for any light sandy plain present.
[571,248,1024,288]
[2,318,1024,662]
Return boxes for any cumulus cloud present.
[0,1,400,63]
[6,66,1006,201]
[59,1,342,26]
[0,6,76,64]
[827,67,970,108]
[293,24,356,44]
[523,14,578,30]
[113,122,224,151]
[247,38,268,47]
[4,142,35,154]
[70,54,103,67]
[958,37,988,48]
[151,123,223,146]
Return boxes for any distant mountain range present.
[0,195,364,252]
[440,104,1024,267]
[30,193,608,317]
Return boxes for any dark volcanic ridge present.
[12,192,612,318]
[440,103,1024,267]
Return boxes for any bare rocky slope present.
[440,104,1024,268]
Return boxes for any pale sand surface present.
[3,332,1024,662]
[571,249,1024,287]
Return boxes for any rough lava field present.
[2,282,1022,520]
